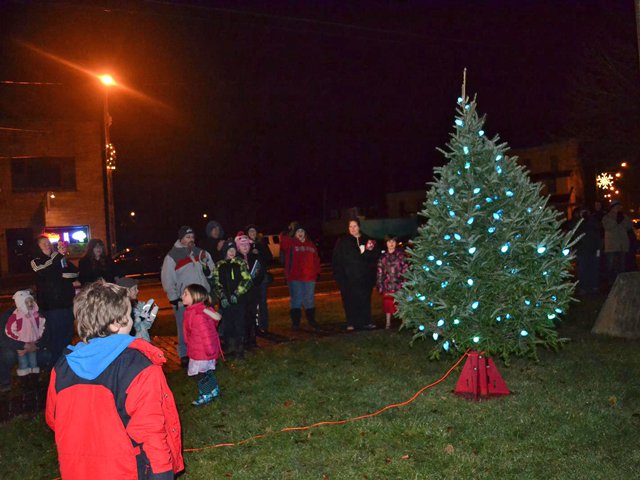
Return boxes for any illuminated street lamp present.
[100,73,117,254]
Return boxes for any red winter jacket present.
[279,234,321,282]
[46,338,184,480]
[183,302,223,361]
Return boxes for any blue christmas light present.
[436,260,443,266]
[485,197,493,203]
[457,97,463,104]
[554,308,563,314]
[453,319,461,325]
[427,255,435,261]
[443,341,450,351]
[496,316,502,322]
[454,233,462,241]
[547,313,556,320]
[467,278,474,286]
[448,187,455,195]
[527,207,533,213]
[464,162,471,169]
[442,251,449,256]
[510,268,518,274]
[417,294,426,301]
[562,248,570,256]
[551,296,557,302]
[463,146,470,155]
[468,247,477,254]
[443,234,451,240]
[471,301,479,310]
[419,324,425,331]
[432,332,439,341]
[467,217,475,225]
[465,104,470,110]
[493,210,503,220]
[520,330,529,337]
[537,246,547,254]
[496,154,503,161]
[433,199,439,205]
[505,314,512,319]
[474,204,481,210]
[543,271,549,276]
[407,296,414,302]
[473,187,481,194]
[441,281,449,288]
[472,336,480,343]
[455,119,464,127]
[500,243,510,253]
[449,211,456,217]
[437,319,445,327]
[478,130,485,137]
[496,166,503,174]
[487,226,497,233]
[422,265,430,272]
[505,190,514,197]
[524,299,531,305]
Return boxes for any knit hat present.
[290,222,305,236]
[221,240,237,258]
[178,225,194,240]
[12,290,35,315]
[235,231,251,250]
[116,277,139,289]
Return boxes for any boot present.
[236,338,245,360]
[305,308,320,331]
[290,308,302,330]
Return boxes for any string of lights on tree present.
[396,93,579,361]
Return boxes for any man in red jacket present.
[279,223,322,330]
[46,280,184,480]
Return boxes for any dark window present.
[11,157,76,192]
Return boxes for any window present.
[11,157,76,192]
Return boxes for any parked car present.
[112,243,168,277]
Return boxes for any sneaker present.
[17,368,30,377]
[346,325,355,332]
[192,393,214,406]
[211,386,221,398]
[30,367,40,374]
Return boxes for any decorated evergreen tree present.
[397,91,578,361]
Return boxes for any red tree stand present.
[454,351,510,400]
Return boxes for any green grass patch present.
[1,293,639,479]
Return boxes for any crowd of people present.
[1,200,636,478]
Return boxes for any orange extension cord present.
[184,349,470,453]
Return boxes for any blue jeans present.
[173,304,187,358]
[18,351,38,370]
[289,281,316,309]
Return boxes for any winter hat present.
[12,290,35,315]
[116,277,138,289]
[221,240,237,258]
[178,225,194,240]
[234,231,251,250]
[205,220,224,239]
[290,222,305,236]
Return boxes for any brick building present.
[0,120,106,276]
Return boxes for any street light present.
[100,73,117,254]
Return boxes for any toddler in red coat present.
[182,283,223,406]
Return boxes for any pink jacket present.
[5,309,45,343]
[183,302,223,361]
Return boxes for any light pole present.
[99,74,117,254]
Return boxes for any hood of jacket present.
[66,335,136,380]
[205,220,224,240]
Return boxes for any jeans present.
[173,304,187,358]
[289,281,316,309]
[17,351,38,370]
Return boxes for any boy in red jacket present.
[46,280,184,480]
[279,222,322,330]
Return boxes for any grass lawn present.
[1,292,639,479]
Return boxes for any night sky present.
[0,0,636,245]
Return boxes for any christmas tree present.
[397,92,578,361]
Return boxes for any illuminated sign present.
[42,225,90,256]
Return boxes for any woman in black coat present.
[332,218,380,331]
[78,239,121,285]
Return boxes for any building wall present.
[0,120,106,276]
[510,139,584,217]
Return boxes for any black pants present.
[220,303,245,345]
[42,307,74,366]
[340,282,373,328]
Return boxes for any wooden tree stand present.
[454,351,510,400]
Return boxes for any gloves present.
[230,295,238,304]
[221,298,230,309]
[169,298,180,307]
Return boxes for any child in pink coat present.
[182,283,223,406]
[5,290,46,376]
